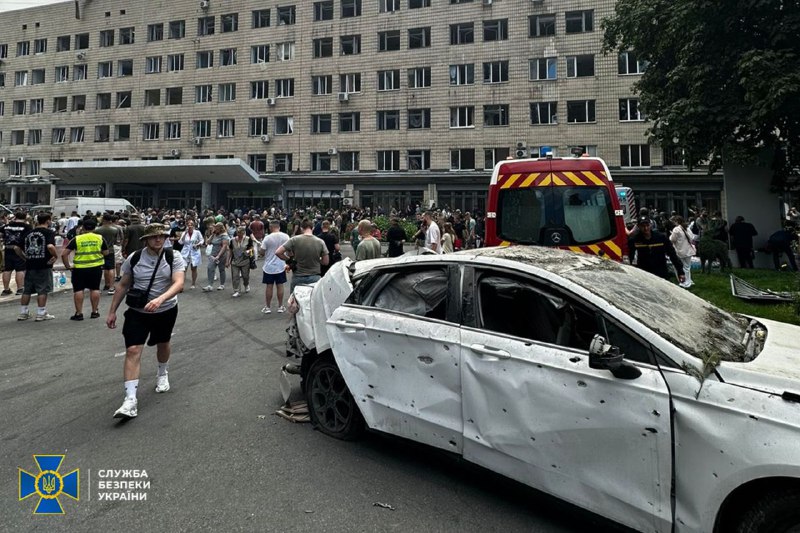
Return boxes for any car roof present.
[354,245,614,278]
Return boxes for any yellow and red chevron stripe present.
[566,240,622,261]
[498,240,622,261]
[498,170,607,189]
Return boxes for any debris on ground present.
[372,502,396,511]
[275,401,310,423]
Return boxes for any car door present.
[327,264,463,453]
[459,267,673,533]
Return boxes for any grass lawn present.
[689,268,800,325]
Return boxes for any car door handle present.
[469,344,511,360]
[331,320,366,331]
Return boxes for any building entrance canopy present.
[42,158,267,185]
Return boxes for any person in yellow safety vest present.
[61,218,109,321]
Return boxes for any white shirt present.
[261,231,290,274]
[425,221,441,254]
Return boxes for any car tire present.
[306,357,365,441]
[735,488,800,533]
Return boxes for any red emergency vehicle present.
[485,156,628,261]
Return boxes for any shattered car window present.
[372,269,448,320]
[478,276,567,344]
[472,246,752,362]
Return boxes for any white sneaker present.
[217,285,225,291]
[261,306,271,314]
[245,285,250,293]
[202,285,213,292]
[231,291,240,298]
[113,397,138,419]
[17,312,31,321]
[35,313,56,321]
[155,373,170,393]
[277,305,286,313]
[190,285,196,290]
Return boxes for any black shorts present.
[122,305,179,348]
[3,250,26,272]
[103,254,115,270]
[72,266,103,291]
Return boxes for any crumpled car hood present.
[297,259,355,353]
[718,317,800,395]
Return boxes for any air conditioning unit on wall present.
[200,0,210,9]
[266,97,276,106]
[327,148,338,155]
[170,149,181,157]
[193,138,203,146]
[338,92,349,102]
[260,134,270,143]
[17,156,26,163]
[342,197,353,206]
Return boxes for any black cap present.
[637,216,651,226]
[83,219,97,230]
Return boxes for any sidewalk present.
[0,268,72,304]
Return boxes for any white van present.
[53,197,137,216]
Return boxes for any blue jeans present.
[290,274,320,293]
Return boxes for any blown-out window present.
[368,269,448,321]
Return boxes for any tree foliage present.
[603,0,800,189]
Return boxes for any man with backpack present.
[106,223,187,420]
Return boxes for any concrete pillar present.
[104,181,115,198]
[202,181,213,209]
[10,186,18,204]
[424,183,438,209]
[49,183,57,205]
[152,187,160,208]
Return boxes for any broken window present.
[478,275,568,344]
[370,269,448,320]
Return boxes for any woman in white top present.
[669,215,696,289]
[178,219,204,288]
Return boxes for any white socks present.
[124,379,139,399]
[20,305,29,314]
[158,363,169,377]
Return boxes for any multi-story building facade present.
[0,0,721,214]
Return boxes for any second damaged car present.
[286,246,800,533]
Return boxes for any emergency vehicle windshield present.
[497,186,615,245]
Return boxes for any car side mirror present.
[589,334,642,380]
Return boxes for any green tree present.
[603,0,800,189]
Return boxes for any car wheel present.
[735,489,800,533]
[306,357,364,441]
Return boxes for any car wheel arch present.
[713,477,800,532]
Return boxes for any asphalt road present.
[0,261,625,532]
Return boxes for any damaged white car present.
[285,246,800,533]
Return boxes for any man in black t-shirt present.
[319,220,340,276]
[2,211,31,296]
[18,212,58,321]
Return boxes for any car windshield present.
[570,264,751,361]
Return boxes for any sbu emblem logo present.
[19,455,80,514]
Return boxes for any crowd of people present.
[628,205,800,285]
[0,203,487,317]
